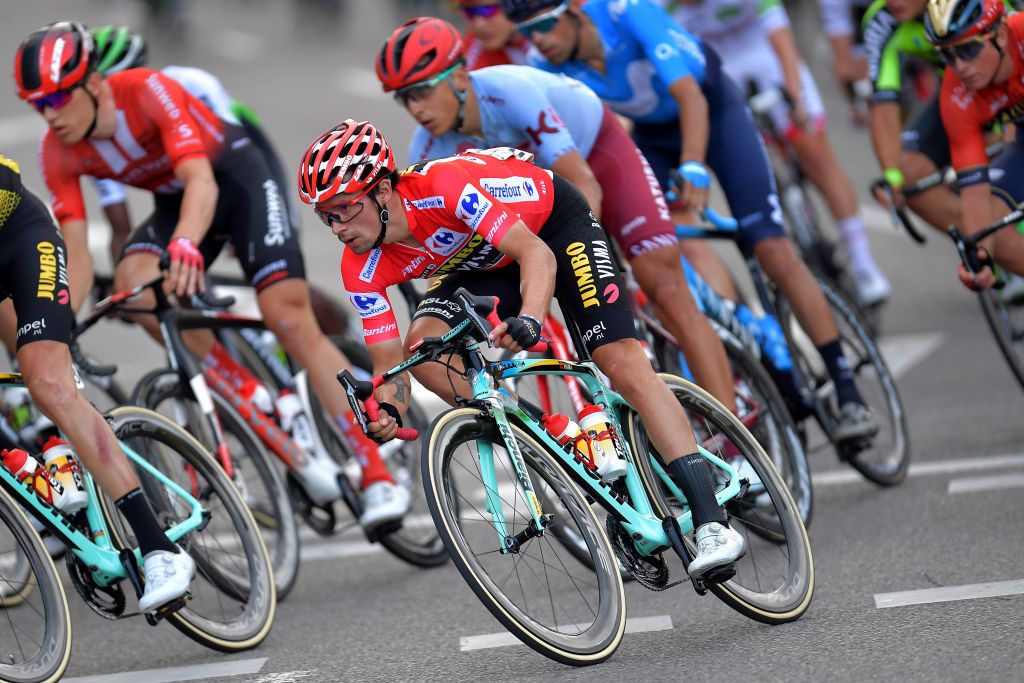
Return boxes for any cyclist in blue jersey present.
[376,16,737,412]
[503,0,881,441]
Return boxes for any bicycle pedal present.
[365,518,403,542]
[144,592,191,627]
[702,563,737,586]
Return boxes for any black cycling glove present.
[501,314,542,349]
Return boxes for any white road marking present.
[947,472,1024,495]
[253,671,315,683]
[459,614,674,652]
[337,67,388,100]
[63,657,267,683]
[874,579,1024,609]
[813,452,1024,487]
[0,114,45,148]
[878,332,945,381]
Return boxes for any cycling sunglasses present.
[393,63,461,106]
[315,183,378,227]
[30,84,82,113]
[461,4,502,20]
[516,2,569,38]
[937,35,992,66]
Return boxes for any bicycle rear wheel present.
[102,407,276,651]
[977,286,1024,391]
[627,374,814,624]
[423,408,625,665]
[133,369,301,600]
[0,491,71,683]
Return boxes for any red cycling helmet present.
[14,21,97,103]
[376,17,464,93]
[297,119,396,206]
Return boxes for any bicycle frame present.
[0,375,206,586]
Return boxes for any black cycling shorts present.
[121,128,305,293]
[0,189,74,350]
[412,174,636,355]
[901,96,951,169]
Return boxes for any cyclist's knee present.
[591,338,654,396]
[405,316,450,358]
[21,353,77,416]
[753,236,801,279]
[900,150,936,185]
[632,249,700,316]
[113,251,158,291]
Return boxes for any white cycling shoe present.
[855,268,891,308]
[687,522,746,579]
[359,481,411,532]
[138,547,195,613]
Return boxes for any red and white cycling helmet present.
[14,21,97,103]
[297,119,396,206]
[375,17,464,93]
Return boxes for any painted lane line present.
[460,615,673,652]
[63,657,267,683]
[947,472,1024,494]
[813,452,1024,487]
[878,332,945,381]
[874,579,1024,609]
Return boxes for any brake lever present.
[336,369,419,441]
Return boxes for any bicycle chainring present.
[66,552,125,619]
[606,515,670,591]
[287,472,336,536]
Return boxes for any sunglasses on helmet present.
[461,4,503,20]
[393,62,461,106]
[515,2,569,38]
[937,35,992,66]
[29,84,83,113]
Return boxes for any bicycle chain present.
[66,552,125,619]
[605,516,682,591]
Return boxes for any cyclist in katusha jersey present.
[15,21,409,530]
[376,17,738,417]
[87,25,354,339]
[865,0,961,232]
[297,119,747,577]
[0,152,196,616]
[455,0,532,69]
[925,0,1024,289]
[506,0,882,442]
[661,0,892,308]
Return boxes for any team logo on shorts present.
[348,292,391,318]
[424,227,468,257]
[36,241,69,303]
[455,184,492,230]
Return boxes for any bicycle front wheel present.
[423,408,625,666]
[103,406,276,651]
[628,374,814,624]
[977,286,1024,391]
[0,490,71,683]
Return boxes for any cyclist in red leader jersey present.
[925,0,1024,289]
[16,21,408,530]
[455,1,531,70]
[297,120,746,578]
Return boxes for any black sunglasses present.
[938,36,992,66]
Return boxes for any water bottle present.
[275,390,316,454]
[276,390,339,505]
[2,448,67,510]
[736,305,793,372]
[541,413,597,471]
[41,436,88,513]
[576,405,628,483]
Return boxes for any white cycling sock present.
[838,216,879,274]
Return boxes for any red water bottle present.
[2,448,66,509]
[541,413,597,471]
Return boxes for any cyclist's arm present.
[40,136,93,313]
[368,337,411,440]
[495,221,556,323]
[94,178,133,263]
[869,100,903,174]
[172,157,218,244]
[668,76,709,165]
[551,151,603,219]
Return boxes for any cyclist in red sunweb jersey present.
[455,0,530,70]
[925,0,1024,289]
[298,120,747,578]
[16,21,409,530]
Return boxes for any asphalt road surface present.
[0,1,1021,681]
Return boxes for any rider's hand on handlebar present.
[166,236,206,298]
[489,314,542,352]
[365,410,398,444]
[958,247,997,290]
[667,162,710,213]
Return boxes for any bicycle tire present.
[977,288,1024,391]
[0,490,72,683]
[131,369,301,600]
[102,406,276,651]
[423,407,626,665]
[626,374,815,624]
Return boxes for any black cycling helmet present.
[501,0,565,23]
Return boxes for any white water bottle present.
[577,404,628,483]
[275,390,316,453]
[41,436,88,514]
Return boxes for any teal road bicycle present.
[340,288,813,665]
[0,374,276,683]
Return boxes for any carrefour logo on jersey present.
[411,195,445,210]
[425,227,469,257]
[455,184,492,230]
[359,248,382,283]
[348,292,391,318]
[480,177,539,203]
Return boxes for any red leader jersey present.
[341,148,555,344]
[39,68,226,225]
[940,12,1024,176]
[462,33,530,71]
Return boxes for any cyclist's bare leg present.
[308,285,351,338]
[0,299,16,353]
[982,194,1024,277]
[678,239,740,301]
[17,340,139,498]
[405,316,469,406]
[792,130,859,222]
[901,150,960,231]
[629,245,736,411]
[753,236,839,344]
